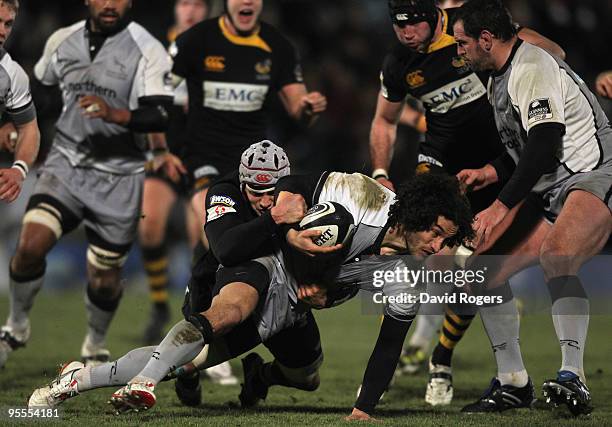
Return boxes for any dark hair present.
[1,0,19,12]
[455,0,516,41]
[388,173,474,247]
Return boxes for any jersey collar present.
[427,9,455,54]
[218,16,272,53]
[492,38,523,77]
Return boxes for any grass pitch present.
[0,291,610,425]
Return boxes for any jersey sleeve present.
[33,29,66,86]
[132,38,174,104]
[509,52,566,134]
[380,51,408,103]
[273,35,303,90]
[205,183,278,266]
[171,29,198,79]
[4,61,36,125]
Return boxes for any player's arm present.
[595,70,612,99]
[517,27,566,60]
[79,94,173,132]
[349,314,412,419]
[399,102,427,133]
[205,184,306,266]
[278,83,327,127]
[370,92,404,190]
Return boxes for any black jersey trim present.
[312,171,331,205]
[492,38,523,78]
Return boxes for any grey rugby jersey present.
[489,40,612,194]
[34,21,173,174]
[0,48,36,125]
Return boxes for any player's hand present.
[271,191,307,224]
[79,95,120,123]
[595,71,612,99]
[456,164,498,193]
[345,408,380,422]
[153,152,187,183]
[297,283,328,309]
[0,167,25,203]
[0,122,18,153]
[376,177,395,192]
[286,228,343,257]
[472,200,509,248]
[302,91,327,115]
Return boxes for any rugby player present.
[27,172,474,415]
[0,0,180,367]
[0,0,40,203]
[370,0,565,405]
[138,0,207,347]
[451,0,612,415]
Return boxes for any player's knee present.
[12,240,47,273]
[87,244,128,271]
[276,354,323,391]
[539,240,576,276]
[139,217,167,247]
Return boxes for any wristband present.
[371,168,389,180]
[12,160,28,179]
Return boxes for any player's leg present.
[80,170,144,364]
[82,229,132,364]
[239,310,324,407]
[0,178,82,367]
[540,189,611,415]
[138,177,178,344]
[462,199,549,413]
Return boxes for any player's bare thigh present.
[540,189,612,279]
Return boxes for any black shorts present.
[219,310,322,370]
[183,153,237,197]
[182,258,271,320]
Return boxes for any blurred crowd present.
[1,0,611,291]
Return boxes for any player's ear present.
[479,30,493,51]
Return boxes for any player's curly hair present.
[388,173,474,247]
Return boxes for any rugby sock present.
[430,306,475,367]
[75,346,157,391]
[7,264,45,330]
[547,276,589,383]
[84,284,122,346]
[479,283,528,387]
[142,245,170,308]
[133,320,205,385]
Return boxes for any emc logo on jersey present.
[205,56,225,72]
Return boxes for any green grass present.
[0,291,610,425]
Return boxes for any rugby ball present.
[299,202,355,247]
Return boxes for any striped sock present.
[431,306,474,366]
[142,245,170,306]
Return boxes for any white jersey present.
[34,21,173,174]
[488,41,612,194]
[0,48,36,125]
[314,172,396,262]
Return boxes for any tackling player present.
[0,0,40,203]
[452,0,612,415]
[0,0,179,367]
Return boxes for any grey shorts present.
[30,149,144,249]
[251,251,305,342]
[541,161,612,222]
